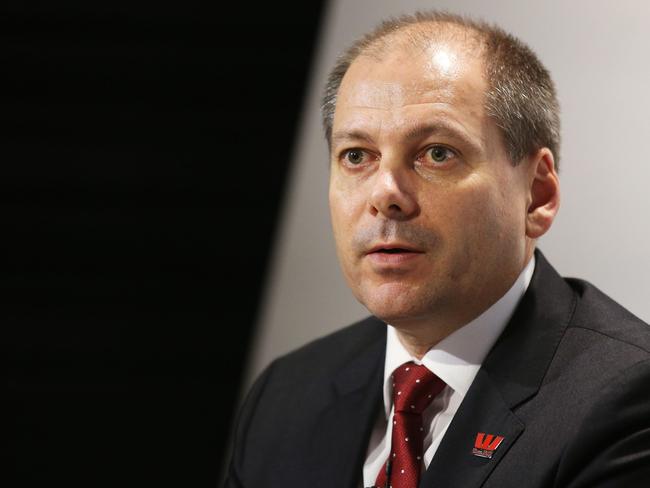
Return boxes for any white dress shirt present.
[362,256,536,487]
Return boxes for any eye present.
[423,145,457,165]
[341,148,368,165]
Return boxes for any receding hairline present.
[354,18,488,65]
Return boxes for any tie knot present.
[391,361,445,414]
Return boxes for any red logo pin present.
[472,432,504,459]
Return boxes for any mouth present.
[366,243,424,255]
[364,243,425,268]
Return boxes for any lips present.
[366,243,424,255]
[363,242,425,269]
[365,243,424,267]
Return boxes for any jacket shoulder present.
[566,277,650,354]
[268,315,386,380]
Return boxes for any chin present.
[359,287,437,324]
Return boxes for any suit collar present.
[421,249,578,487]
[332,316,387,397]
[482,249,577,409]
[307,316,386,488]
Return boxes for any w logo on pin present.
[472,432,504,459]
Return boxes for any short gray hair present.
[320,10,561,169]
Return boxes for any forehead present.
[332,39,488,144]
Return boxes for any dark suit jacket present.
[225,251,650,487]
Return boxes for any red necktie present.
[374,361,446,488]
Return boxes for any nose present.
[368,165,419,220]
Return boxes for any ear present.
[525,148,560,239]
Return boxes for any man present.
[225,11,650,488]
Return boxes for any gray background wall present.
[246,0,650,386]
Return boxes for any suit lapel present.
[421,250,578,487]
[307,317,386,488]
[421,369,524,487]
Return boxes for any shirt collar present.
[381,255,536,417]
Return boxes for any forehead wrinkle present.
[342,75,469,112]
[343,100,453,111]
[335,99,486,140]
[341,80,407,106]
[340,76,444,110]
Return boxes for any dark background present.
[2,2,326,485]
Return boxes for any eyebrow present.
[331,129,375,148]
[331,121,484,154]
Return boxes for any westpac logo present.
[472,432,504,459]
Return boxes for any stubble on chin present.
[355,277,446,325]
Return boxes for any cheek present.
[461,176,527,249]
[329,186,361,265]
[430,177,517,249]
[425,178,488,226]
[329,193,346,240]
[329,180,365,232]
[328,191,367,292]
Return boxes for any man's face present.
[328,38,533,331]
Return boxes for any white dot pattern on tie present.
[374,361,446,488]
